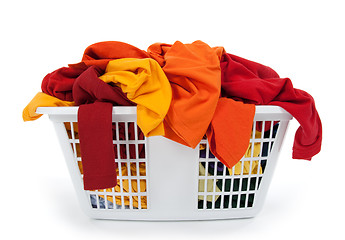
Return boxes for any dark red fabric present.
[42,41,150,102]
[72,66,135,106]
[73,66,144,190]
[41,65,87,101]
[78,102,116,190]
[220,53,322,160]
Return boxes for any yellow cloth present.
[99,58,172,137]
[22,92,74,121]
[114,162,147,208]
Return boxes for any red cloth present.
[78,101,116,190]
[40,41,150,191]
[41,65,87,101]
[42,41,150,102]
[72,66,135,106]
[220,53,322,160]
[73,66,143,190]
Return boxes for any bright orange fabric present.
[206,98,255,169]
[147,41,221,148]
[70,41,150,71]
[22,92,74,121]
[213,46,226,61]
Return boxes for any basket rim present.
[36,105,292,118]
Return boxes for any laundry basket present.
[36,105,292,220]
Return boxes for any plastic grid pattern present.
[37,106,292,220]
[64,121,149,211]
[198,120,279,210]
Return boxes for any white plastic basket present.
[36,106,292,221]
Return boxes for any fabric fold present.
[23,92,74,121]
[41,65,87,101]
[41,41,151,103]
[72,65,136,190]
[206,98,255,169]
[78,102,116,190]
[72,65,135,107]
[220,53,322,160]
[70,41,150,72]
[147,40,221,148]
[99,58,172,137]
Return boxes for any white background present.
[1,0,344,239]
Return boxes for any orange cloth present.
[22,92,74,121]
[206,98,255,169]
[147,40,221,148]
[99,58,172,137]
[70,41,150,72]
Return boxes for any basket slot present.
[62,120,149,211]
[197,120,281,210]
[46,105,292,219]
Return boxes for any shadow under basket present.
[36,106,292,221]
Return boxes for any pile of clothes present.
[23,40,322,191]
